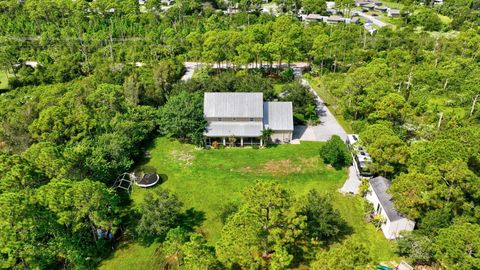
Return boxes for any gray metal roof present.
[204,92,263,118]
[204,121,263,137]
[369,176,406,222]
[263,102,294,131]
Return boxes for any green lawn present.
[99,138,396,269]
[0,70,11,90]
[273,83,284,95]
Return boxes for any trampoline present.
[135,173,160,188]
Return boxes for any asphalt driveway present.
[292,79,347,142]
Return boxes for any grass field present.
[0,70,11,90]
[99,138,396,269]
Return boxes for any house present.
[203,92,294,146]
[374,5,388,12]
[388,8,400,17]
[366,176,415,239]
[351,17,360,24]
[433,0,443,5]
[363,3,376,10]
[355,0,380,6]
[303,14,326,22]
[363,20,377,34]
[326,8,337,15]
[327,15,345,24]
[356,0,381,7]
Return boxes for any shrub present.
[211,141,220,149]
[280,68,295,82]
[319,135,352,169]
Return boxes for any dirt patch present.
[263,159,302,176]
[238,166,254,174]
[300,157,320,168]
[171,149,195,165]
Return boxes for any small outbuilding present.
[303,14,326,22]
[365,176,415,239]
[326,15,345,24]
[374,6,388,12]
[388,8,401,17]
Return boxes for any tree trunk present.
[471,94,479,116]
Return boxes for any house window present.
[376,204,381,214]
[250,118,254,121]
[232,118,236,121]
[218,118,222,121]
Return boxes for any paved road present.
[291,78,347,142]
[357,11,389,27]
[182,62,310,81]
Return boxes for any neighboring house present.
[356,0,382,6]
[374,5,388,12]
[303,14,326,22]
[326,8,337,15]
[327,15,345,24]
[203,92,293,146]
[366,176,415,239]
[326,1,335,9]
[363,3,376,10]
[364,21,377,34]
[388,8,401,17]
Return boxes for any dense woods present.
[1,0,480,269]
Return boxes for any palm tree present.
[261,128,273,147]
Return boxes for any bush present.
[280,68,294,82]
[136,189,183,243]
[319,135,352,169]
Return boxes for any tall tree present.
[216,181,305,269]
[158,91,206,145]
[434,222,480,270]
[136,188,183,242]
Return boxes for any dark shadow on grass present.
[158,173,168,183]
[177,208,207,232]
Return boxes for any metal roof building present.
[263,102,294,131]
[204,92,263,118]
[204,92,294,145]
[366,176,415,239]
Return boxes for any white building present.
[346,134,372,176]
[366,176,415,239]
[203,92,294,146]
[387,8,401,17]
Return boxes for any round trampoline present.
[135,173,160,188]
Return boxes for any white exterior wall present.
[270,131,292,144]
[387,219,415,239]
[365,184,415,240]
